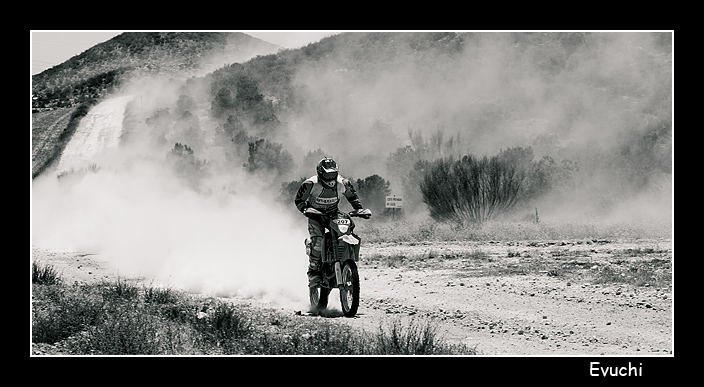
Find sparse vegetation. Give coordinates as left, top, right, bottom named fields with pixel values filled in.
left=591, top=256, right=671, bottom=287
left=359, top=216, right=671, bottom=244
left=373, top=318, right=462, bottom=355
left=32, top=261, right=62, bottom=286
left=360, top=232, right=671, bottom=290
left=31, top=268, right=477, bottom=355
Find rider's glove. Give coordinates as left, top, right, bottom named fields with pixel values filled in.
left=355, top=209, right=372, bottom=219
left=303, top=207, right=323, bottom=216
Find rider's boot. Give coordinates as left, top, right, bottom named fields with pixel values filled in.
left=307, top=255, right=323, bottom=288
left=308, top=261, right=325, bottom=313
left=305, top=237, right=324, bottom=288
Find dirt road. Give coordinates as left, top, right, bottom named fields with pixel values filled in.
left=359, top=241, right=671, bottom=355
left=31, top=237, right=673, bottom=356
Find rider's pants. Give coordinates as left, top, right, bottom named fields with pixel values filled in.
left=306, top=217, right=325, bottom=287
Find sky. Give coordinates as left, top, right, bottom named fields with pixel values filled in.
left=30, top=30, right=343, bottom=75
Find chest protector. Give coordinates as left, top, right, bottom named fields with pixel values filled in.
left=308, top=175, right=346, bottom=211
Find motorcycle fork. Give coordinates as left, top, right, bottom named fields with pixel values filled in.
left=330, top=235, right=344, bottom=289
left=334, top=261, right=343, bottom=288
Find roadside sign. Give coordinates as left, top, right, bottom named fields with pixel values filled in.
left=385, top=196, right=403, bottom=208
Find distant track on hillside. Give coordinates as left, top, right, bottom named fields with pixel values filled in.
left=55, top=96, right=132, bottom=176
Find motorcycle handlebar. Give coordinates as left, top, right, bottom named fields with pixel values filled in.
left=303, top=208, right=371, bottom=219
left=350, top=210, right=372, bottom=219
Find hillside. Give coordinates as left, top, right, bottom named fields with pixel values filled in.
left=31, top=32, right=280, bottom=111
left=32, top=107, right=76, bottom=177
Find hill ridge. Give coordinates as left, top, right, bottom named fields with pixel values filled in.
left=32, top=32, right=280, bottom=111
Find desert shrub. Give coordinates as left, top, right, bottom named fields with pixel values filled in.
left=143, top=284, right=183, bottom=305
left=100, top=277, right=141, bottom=302
left=32, top=261, right=63, bottom=286
left=372, top=318, right=471, bottom=355
left=420, top=153, right=525, bottom=225
left=192, top=300, right=253, bottom=354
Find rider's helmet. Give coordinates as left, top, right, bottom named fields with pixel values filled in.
left=316, top=157, right=339, bottom=187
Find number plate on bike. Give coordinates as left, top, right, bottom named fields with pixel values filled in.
left=333, top=219, right=350, bottom=225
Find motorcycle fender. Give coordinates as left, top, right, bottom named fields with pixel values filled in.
left=338, top=233, right=361, bottom=262
left=338, top=234, right=359, bottom=245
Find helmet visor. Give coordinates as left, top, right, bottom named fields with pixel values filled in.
left=320, top=170, right=338, bottom=181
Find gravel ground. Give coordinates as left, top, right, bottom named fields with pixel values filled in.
left=31, top=237, right=673, bottom=356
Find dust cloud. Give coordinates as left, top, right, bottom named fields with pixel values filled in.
left=279, top=32, right=672, bottom=222
left=31, top=88, right=310, bottom=308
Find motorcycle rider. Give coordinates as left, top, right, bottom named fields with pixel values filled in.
left=294, top=157, right=371, bottom=292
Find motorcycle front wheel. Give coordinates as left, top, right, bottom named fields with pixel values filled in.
left=340, top=261, right=359, bottom=317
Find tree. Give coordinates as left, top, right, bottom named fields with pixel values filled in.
left=244, top=138, right=293, bottom=179
left=211, top=88, right=234, bottom=118
left=522, top=155, right=578, bottom=206
left=355, top=174, right=391, bottom=214
left=234, top=74, right=264, bottom=110
left=278, top=177, right=307, bottom=210
left=296, top=149, right=328, bottom=178
left=167, top=143, right=209, bottom=189
left=176, top=94, right=196, bottom=115
left=400, top=159, right=432, bottom=213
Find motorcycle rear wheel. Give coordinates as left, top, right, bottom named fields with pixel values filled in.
left=309, top=286, right=330, bottom=311
left=340, top=261, right=359, bottom=317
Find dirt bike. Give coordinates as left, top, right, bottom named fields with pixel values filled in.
left=304, top=208, right=371, bottom=317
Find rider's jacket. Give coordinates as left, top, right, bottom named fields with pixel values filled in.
left=295, top=175, right=363, bottom=214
